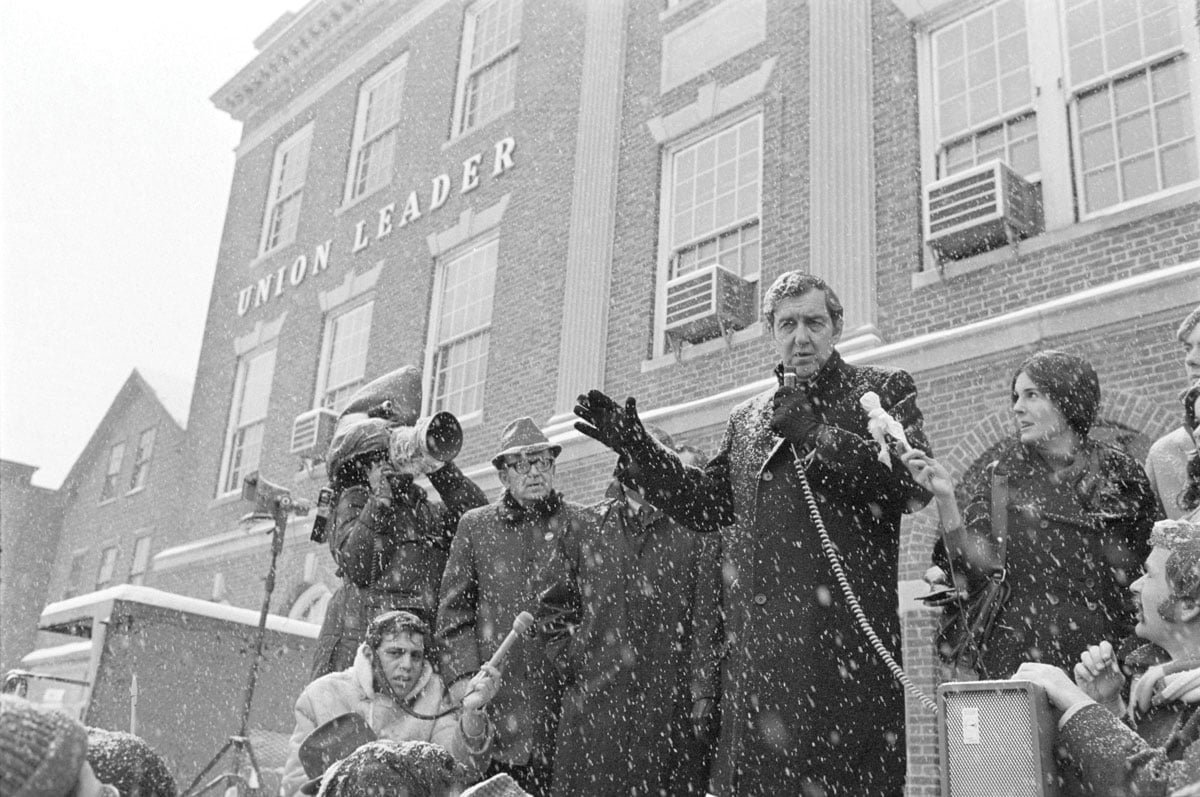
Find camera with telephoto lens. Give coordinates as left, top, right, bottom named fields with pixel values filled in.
left=382, top=410, right=463, bottom=476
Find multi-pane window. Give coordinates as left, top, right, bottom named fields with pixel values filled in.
left=219, top=348, right=276, bottom=496
left=454, top=0, right=522, bottom=136
left=922, top=0, right=1197, bottom=237
left=96, top=546, right=118, bottom=590
left=345, top=56, right=407, bottom=204
left=64, top=552, right=86, bottom=599
left=260, top=123, right=313, bottom=253
left=428, top=240, right=498, bottom=418
left=1066, top=0, right=1196, bottom=212
left=128, top=427, right=156, bottom=493
left=932, top=0, right=1039, bottom=180
left=318, top=300, right=374, bottom=413
left=100, top=443, right=125, bottom=503
left=667, top=114, right=763, bottom=283
left=130, top=536, right=152, bottom=586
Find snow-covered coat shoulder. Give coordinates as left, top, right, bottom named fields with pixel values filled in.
left=280, top=644, right=487, bottom=796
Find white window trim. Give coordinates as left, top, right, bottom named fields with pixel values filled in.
left=96, top=546, right=118, bottom=589
left=651, top=107, right=765, bottom=360
left=258, top=121, right=315, bottom=257
left=129, top=534, right=152, bottom=586
left=216, top=346, right=277, bottom=498
left=449, top=0, right=521, bottom=140
left=915, top=0, right=1200, bottom=264
left=313, top=295, right=375, bottom=412
left=341, top=53, right=409, bottom=210
left=126, top=426, right=157, bottom=496
left=100, top=442, right=126, bottom=505
left=421, top=233, right=501, bottom=427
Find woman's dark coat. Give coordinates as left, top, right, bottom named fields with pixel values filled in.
left=937, top=438, right=1160, bottom=678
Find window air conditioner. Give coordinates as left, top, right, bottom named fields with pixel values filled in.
left=290, top=407, right=339, bottom=459
left=664, top=264, right=757, bottom=351
left=924, top=160, right=1041, bottom=261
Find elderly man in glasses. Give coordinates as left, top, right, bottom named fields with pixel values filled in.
left=437, top=417, right=588, bottom=797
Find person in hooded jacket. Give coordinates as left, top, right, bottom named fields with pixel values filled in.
left=538, top=432, right=722, bottom=796
left=311, top=367, right=487, bottom=678
left=283, top=610, right=500, bottom=796
left=906, top=349, right=1161, bottom=679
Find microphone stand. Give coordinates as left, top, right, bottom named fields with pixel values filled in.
left=182, top=478, right=303, bottom=797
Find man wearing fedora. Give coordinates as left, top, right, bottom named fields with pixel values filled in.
left=438, top=417, right=588, bottom=797
left=282, top=610, right=500, bottom=796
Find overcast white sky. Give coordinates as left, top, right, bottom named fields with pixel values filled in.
left=1, top=2, right=295, bottom=488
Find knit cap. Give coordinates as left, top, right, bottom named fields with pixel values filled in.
left=1011, top=349, right=1101, bottom=437
left=87, top=727, right=178, bottom=797
left=0, top=694, right=88, bottom=797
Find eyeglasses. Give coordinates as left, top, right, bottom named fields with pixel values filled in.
left=504, top=454, right=556, bottom=474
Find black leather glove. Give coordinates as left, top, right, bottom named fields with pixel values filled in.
left=770, top=385, right=820, bottom=445
left=574, top=390, right=650, bottom=455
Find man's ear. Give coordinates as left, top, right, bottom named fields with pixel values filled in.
left=1178, top=599, right=1200, bottom=625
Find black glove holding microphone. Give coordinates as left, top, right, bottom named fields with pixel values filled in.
left=770, top=371, right=822, bottom=446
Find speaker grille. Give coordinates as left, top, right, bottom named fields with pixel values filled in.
left=943, top=689, right=1038, bottom=796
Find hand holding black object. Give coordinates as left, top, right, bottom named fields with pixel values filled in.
left=770, top=385, right=820, bottom=444
left=573, top=390, right=649, bottom=455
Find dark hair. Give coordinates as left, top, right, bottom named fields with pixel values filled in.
left=761, top=271, right=844, bottom=332
left=1010, top=349, right=1101, bottom=438
left=1181, top=450, right=1200, bottom=513
left=365, top=610, right=430, bottom=650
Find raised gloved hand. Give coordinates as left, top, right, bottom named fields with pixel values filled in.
left=574, top=390, right=650, bottom=455
left=770, top=385, right=820, bottom=445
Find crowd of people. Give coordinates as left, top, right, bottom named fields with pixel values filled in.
left=3, top=274, right=1198, bottom=796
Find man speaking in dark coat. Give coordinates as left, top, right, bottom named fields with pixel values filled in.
left=574, top=271, right=933, bottom=796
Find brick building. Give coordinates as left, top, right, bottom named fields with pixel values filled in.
left=17, top=0, right=1200, bottom=792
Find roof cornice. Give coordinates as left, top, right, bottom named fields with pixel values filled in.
left=211, top=0, right=385, bottom=123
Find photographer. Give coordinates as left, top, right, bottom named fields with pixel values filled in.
left=312, top=367, right=486, bottom=678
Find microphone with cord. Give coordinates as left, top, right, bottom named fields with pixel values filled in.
left=462, top=611, right=534, bottom=711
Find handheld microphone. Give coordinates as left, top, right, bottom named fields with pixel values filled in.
left=782, top=366, right=798, bottom=390
left=462, top=612, right=535, bottom=711
left=485, top=611, right=535, bottom=671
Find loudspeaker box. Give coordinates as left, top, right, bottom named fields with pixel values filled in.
left=939, top=679, right=1059, bottom=797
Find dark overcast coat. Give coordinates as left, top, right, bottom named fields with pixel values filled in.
left=628, top=351, right=932, bottom=797
left=437, top=491, right=587, bottom=769
left=540, top=492, right=722, bottom=796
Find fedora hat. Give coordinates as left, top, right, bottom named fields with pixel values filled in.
left=491, top=417, right=561, bottom=468
left=297, top=713, right=378, bottom=795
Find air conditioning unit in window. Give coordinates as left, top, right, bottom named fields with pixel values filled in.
left=924, top=160, right=1041, bottom=262
left=290, top=408, right=338, bottom=460
left=664, top=264, right=757, bottom=352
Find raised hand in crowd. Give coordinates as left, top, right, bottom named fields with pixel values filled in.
left=1073, top=640, right=1126, bottom=715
